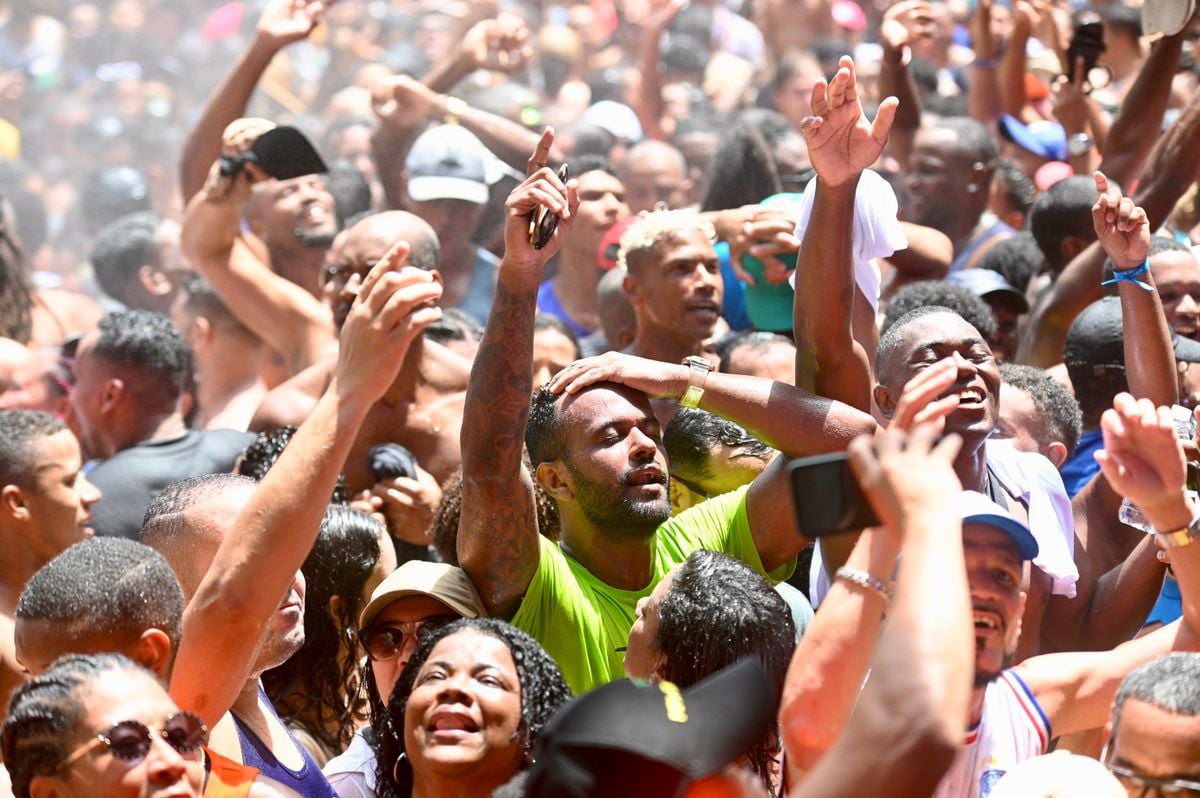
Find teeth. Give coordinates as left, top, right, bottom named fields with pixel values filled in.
left=973, top=615, right=998, bottom=629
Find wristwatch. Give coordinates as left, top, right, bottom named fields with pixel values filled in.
left=680, top=356, right=713, bottom=409
left=1068, top=133, right=1094, bottom=158
left=443, top=96, right=467, bottom=125
left=1156, top=511, right=1200, bottom=549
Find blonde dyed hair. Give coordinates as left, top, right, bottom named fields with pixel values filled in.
left=616, top=210, right=717, bottom=272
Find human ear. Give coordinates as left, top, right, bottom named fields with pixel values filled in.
left=535, top=462, right=573, bottom=501
left=138, top=265, right=172, bottom=297
left=873, top=384, right=897, bottom=419
left=1, top=484, right=29, bottom=521
left=29, top=774, right=65, bottom=798
left=1046, top=441, right=1068, bottom=469
left=134, top=628, right=174, bottom=678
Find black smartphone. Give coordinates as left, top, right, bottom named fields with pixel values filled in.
left=529, top=164, right=569, bottom=250
left=788, top=453, right=880, bottom=538
left=1066, top=21, right=1106, bottom=84
left=219, top=126, right=328, bottom=181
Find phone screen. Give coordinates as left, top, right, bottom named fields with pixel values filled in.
left=788, top=453, right=880, bottom=538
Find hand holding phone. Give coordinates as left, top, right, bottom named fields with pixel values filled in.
left=529, top=164, right=569, bottom=249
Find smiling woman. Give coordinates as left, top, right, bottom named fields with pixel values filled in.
left=374, top=619, right=571, bottom=798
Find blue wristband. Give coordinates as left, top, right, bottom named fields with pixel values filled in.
left=1101, top=260, right=1153, bottom=292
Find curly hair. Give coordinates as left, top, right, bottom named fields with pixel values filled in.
left=374, top=619, right=572, bottom=798
left=236, top=425, right=351, bottom=505
left=0, top=199, right=34, bottom=344
left=653, top=550, right=794, bottom=795
left=1, top=653, right=149, bottom=798
left=263, top=506, right=384, bottom=755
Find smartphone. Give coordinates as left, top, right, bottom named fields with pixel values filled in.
left=529, top=164, right=569, bottom=250
left=1066, top=21, right=1106, bottom=84
left=788, top=453, right=880, bottom=538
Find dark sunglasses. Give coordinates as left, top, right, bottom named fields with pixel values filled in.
left=59, top=711, right=208, bottom=770
left=357, top=616, right=457, bottom=661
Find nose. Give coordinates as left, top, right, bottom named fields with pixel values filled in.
left=950, top=351, right=976, bottom=378
left=629, top=426, right=658, bottom=462
left=79, top=473, right=101, bottom=508
left=1178, top=294, right=1200, bottom=317
left=144, top=732, right=192, bottom=785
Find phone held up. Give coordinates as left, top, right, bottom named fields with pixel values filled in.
left=529, top=164, right=570, bottom=250
left=788, top=452, right=880, bottom=539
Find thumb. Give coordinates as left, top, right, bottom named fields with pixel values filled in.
left=872, top=97, right=900, bottom=145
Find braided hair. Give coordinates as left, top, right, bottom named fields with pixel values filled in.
left=374, top=619, right=572, bottom=798
left=2, top=653, right=145, bottom=797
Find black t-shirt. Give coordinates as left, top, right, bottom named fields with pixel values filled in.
left=87, top=428, right=253, bottom=540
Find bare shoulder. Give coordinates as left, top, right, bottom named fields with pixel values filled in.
left=422, top=339, right=472, bottom=392
left=30, top=288, right=104, bottom=346
left=250, top=356, right=335, bottom=431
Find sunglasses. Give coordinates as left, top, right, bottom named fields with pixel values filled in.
left=58, top=711, right=208, bottom=770
left=357, top=616, right=457, bottom=661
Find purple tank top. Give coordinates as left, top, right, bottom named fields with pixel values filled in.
left=231, top=688, right=338, bottom=798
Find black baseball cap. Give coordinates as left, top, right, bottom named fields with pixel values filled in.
left=522, top=658, right=775, bottom=798
left=1065, top=296, right=1200, bottom=374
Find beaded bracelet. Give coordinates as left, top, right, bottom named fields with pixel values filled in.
left=1101, top=259, right=1153, bottom=292
left=834, top=567, right=893, bottom=604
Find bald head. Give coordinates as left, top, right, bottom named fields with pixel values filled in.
left=140, top=474, right=257, bottom=598
left=342, top=210, right=440, bottom=273
left=620, top=140, right=691, bottom=213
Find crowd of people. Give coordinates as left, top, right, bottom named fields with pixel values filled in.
left=3, top=0, right=1200, bottom=795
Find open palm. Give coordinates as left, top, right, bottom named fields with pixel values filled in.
left=802, top=56, right=899, bottom=188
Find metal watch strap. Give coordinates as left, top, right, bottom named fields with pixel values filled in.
left=1156, top=512, right=1200, bottom=549
left=680, top=356, right=711, bottom=409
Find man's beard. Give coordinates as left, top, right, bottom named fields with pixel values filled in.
left=974, top=650, right=1016, bottom=689
left=569, top=464, right=671, bottom=541
left=294, top=227, right=337, bottom=249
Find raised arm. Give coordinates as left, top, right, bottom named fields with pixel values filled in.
left=180, top=120, right=335, bottom=376
left=457, top=131, right=580, bottom=619
left=878, top=2, right=931, bottom=168
left=179, top=0, right=327, bottom=203
left=966, top=0, right=1004, bottom=124
left=793, top=56, right=897, bottom=408
left=171, top=244, right=443, bottom=727
left=796, top=426, right=972, bottom=797
left=1040, top=175, right=1177, bottom=650
left=633, top=0, right=683, bottom=142
left=422, top=15, right=532, bottom=96
left=1019, top=394, right=1200, bottom=735
left=1019, top=88, right=1200, bottom=367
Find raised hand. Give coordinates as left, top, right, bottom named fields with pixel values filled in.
left=335, top=241, right=443, bottom=407
left=367, top=463, right=443, bottom=545
left=881, top=0, right=935, bottom=53
left=848, top=423, right=963, bottom=542
left=801, top=56, right=899, bottom=188
left=1096, top=393, right=1193, bottom=532
left=371, top=74, right=438, bottom=130
left=256, top=0, right=328, bottom=50
left=503, top=128, right=580, bottom=273
left=1092, top=171, right=1149, bottom=272
left=1051, top=59, right=1089, bottom=134
left=201, top=118, right=275, bottom=205
left=460, top=16, right=533, bottom=73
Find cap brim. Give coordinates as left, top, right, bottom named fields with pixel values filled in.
left=359, top=586, right=480, bottom=628
left=407, top=176, right=488, bottom=204
left=998, top=114, right=1062, bottom=161
left=965, top=513, right=1040, bottom=560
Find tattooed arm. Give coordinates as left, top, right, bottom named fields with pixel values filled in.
left=457, top=130, right=580, bottom=619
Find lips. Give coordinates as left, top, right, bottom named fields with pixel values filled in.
left=297, top=202, right=330, bottom=226
left=428, top=709, right=479, bottom=734
left=627, top=465, right=667, bottom=488
left=973, top=607, right=1004, bottom=636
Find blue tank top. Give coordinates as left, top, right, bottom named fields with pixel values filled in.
left=231, top=688, right=338, bottom=798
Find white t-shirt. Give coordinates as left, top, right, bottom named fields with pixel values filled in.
left=322, top=728, right=376, bottom=798
left=933, top=670, right=1051, bottom=798
left=809, top=443, right=1079, bottom=606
